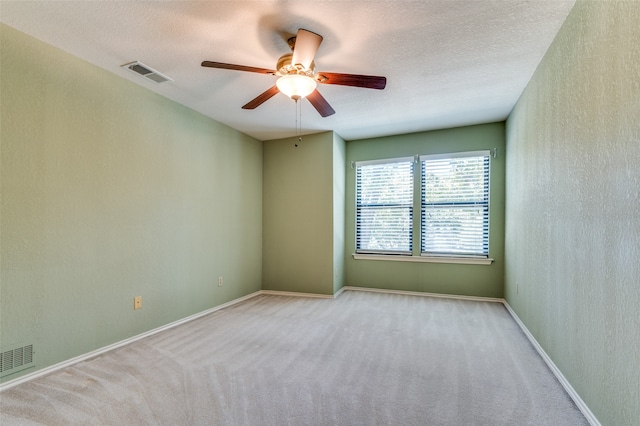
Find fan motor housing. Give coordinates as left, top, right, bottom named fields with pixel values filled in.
left=276, top=53, right=316, bottom=77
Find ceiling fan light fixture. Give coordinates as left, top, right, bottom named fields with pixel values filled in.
left=201, top=28, right=384, bottom=116
left=276, top=74, right=317, bottom=100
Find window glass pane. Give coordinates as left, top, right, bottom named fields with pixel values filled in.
left=358, top=162, right=413, bottom=205
left=357, top=207, right=412, bottom=252
left=423, top=157, right=488, bottom=204
left=421, top=206, right=489, bottom=255
left=356, top=160, right=413, bottom=254
left=421, top=154, right=489, bottom=257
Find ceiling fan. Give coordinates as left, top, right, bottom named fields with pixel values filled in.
left=201, top=28, right=387, bottom=117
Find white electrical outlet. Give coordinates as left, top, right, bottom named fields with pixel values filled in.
left=218, top=276, right=223, bottom=287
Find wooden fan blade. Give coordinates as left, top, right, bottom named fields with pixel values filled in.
left=306, top=90, right=335, bottom=117
left=242, top=85, right=280, bottom=110
left=291, top=29, right=323, bottom=70
left=201, top=61, right=275, bottom=75
left=317, top=72, right=386, bottom=89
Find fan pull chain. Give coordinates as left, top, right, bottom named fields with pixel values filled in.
left=294, top=99, right=303, bottom=147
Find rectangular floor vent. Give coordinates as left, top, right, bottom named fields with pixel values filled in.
left=0, top=344, right=35, bottom=377
left=121, top=61, right=173, bottom=84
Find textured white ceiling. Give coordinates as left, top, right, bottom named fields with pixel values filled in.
left=0, top=1, right=575, bottom=141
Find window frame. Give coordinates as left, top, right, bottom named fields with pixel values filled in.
left=420, top=150, right=491, bottom=259
left=352, top=150, right=493, bottom=265
left=355, top=157, right=414, bottom=256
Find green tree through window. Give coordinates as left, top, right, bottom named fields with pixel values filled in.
left=421, top=152, right=490, bottom=257
left=355, top=151, right=490, bottom=258
left=356, top=159, right=413, bottom=254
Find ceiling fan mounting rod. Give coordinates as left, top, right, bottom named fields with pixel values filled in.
left=287, top=36, right=297, bottom=51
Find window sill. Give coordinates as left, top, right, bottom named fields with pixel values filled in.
left=352, top=253, right=494, bottom=265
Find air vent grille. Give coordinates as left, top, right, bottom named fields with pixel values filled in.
left=0, top=344, right=35, bottom=376
left=121, top=61, right=173, bottom=84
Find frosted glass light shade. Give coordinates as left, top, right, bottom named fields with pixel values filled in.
left=276, top=74, right=317, bottom=100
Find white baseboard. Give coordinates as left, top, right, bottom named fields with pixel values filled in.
left=345, top=286, right=599, bottom=425
left=0, top=290, right=263, bottom=392
left=333, top=286, right=347, bottom=298
left=1, top=288, right=348, bottom=391
left=259, top=290, right=335, bottom=299
left=503, top=301, right=601, bottom=426
left=0, top=286, right=603, bottom=426
left=342, top=285, right=504, bottom=303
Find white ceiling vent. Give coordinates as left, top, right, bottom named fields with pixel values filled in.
left=121, top=61, right=173, bottom=84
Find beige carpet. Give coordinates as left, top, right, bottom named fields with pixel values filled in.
left=0, top=290, right=588, bottom=425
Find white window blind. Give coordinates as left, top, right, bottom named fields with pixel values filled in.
left=356, top=158, right=413, bottom=254
left=421, top=151, right=490, bottom=257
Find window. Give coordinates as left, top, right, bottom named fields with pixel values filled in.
left=421, top=151, right=490, bottom=258
left=354, top=151, right=491, bottom=261
left=356, top=158, right=413, bottom=254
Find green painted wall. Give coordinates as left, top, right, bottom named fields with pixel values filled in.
left=504, top=1, right=640, bottom=424
left=0, top=24, right=263, bottom=382
left=345, top=123, right=505, bottom=298
left=333, top=132, right=346, bottom=294
left=262, top=132, right=339, bottom=295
